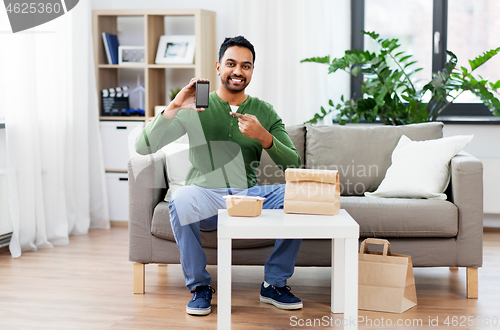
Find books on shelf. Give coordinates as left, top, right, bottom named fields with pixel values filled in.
left=102, top=32, right=120, bottom=64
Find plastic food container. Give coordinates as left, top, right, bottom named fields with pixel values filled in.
left=223, top=195, right=265, bottom=217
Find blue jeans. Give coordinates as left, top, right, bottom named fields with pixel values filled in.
left=169, top=184, right=302, bottom=291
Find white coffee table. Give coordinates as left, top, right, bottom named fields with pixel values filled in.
left=217, top=209, right=359, bottom=330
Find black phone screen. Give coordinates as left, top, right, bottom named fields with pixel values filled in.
left=195, top=81, right=210, bottom=108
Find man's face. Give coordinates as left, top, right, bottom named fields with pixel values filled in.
left=216, top=46, right=254, bottom=93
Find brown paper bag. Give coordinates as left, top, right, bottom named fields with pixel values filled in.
left=284, top=168, right=340, bottom=215
left=358, top=238, right=417, bottom=313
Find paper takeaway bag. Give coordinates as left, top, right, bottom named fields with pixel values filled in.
left=284, top=168, right=340, bottom=215
left=358, top=238, right=417, bottom=313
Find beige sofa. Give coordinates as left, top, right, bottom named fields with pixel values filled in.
left=128, top=122, right=483, bottom=298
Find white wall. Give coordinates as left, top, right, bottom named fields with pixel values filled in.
left=444, top=124, right=500, bottom=227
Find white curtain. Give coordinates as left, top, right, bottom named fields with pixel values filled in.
left=0, top=0, right=109, bottom=258
left=234, top=0, right=351, bottom=126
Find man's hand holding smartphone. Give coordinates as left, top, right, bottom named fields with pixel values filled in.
left=162, top=78, right=209, bottom=119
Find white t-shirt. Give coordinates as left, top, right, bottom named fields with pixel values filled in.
left=230, top=105, right=239, bottom=113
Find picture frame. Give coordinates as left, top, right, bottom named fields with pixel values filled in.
left=155, top=35, right=196, bottom=64
left=118, top=46, right=145, bottom=65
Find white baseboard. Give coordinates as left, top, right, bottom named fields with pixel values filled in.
left=483, top=214, right=500, bottom=228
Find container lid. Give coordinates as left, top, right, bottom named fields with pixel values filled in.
left=223, top=195, right=265, bottom=201
left=285, top=168, right=339, bottom=184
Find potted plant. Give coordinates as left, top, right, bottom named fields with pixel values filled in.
left=301, top=31, right=500, bottom=125
left=169, top=87, right=182, bottom=102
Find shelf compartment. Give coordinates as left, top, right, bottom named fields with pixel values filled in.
left=146, top=15, right=164, bottom=65
left=94, top=15, right=118, bottom=66
left=146, top=68, right=166, bottom=118
left=97, top=68, right=118, bottom=94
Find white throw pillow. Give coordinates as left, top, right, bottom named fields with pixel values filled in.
left=160, top=134, right=191, bottom=201
left=365, top=134, right=473, bottom=200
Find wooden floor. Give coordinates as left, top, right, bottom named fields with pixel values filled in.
left=1, top=228, right=499, bottom=330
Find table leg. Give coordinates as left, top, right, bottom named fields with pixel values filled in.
left=344, top=238, right=358, bottom=330
left=217, top=238, right=232, bottom=330
left=331, top=238, right=345, bottom=313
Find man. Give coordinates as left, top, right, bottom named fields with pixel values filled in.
left=135, top=36, right=302, bottom=316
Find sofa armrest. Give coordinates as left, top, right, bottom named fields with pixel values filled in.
left=128, top=151, right=168, bottom=263
left=449, top=151, right=483, bottom=267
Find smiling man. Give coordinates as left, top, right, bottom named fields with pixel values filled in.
left=135, top=36, right=303, bottom=316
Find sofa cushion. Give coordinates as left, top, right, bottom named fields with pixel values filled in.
left=160, top=134, right=191, bottom=202
left=151, top=201, right=276, bottom=249
left=365, top=134, right=473, bottom=200
left=341, top=196, right=458, bottom=237
left=305, top=122, right=444, bottom=195
left=257, top=124, right=306, bottom=185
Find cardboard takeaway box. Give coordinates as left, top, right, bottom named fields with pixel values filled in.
left=223, top=195, right=265, bottom=217
left=284, top=168, right=340, bottom=215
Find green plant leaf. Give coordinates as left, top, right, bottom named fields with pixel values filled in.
left=351, top=66, right=361, bottom=77
left=362, top=30, right=379, bottom=40
left=404, top=61, right=418, bottom=68
left=300, top=55, right=330, bottom=64
left=399, top=55, right=412, bottom=63
left=329, top=58, right=350, bottom=73
left=468, top=47, right=500, bottom=72
left=489, top=79, right=500, bottom=90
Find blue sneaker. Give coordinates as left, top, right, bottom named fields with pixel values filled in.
left=186, top=286, right=215, bottom=316
left=260, top=283, right=303, bottom=310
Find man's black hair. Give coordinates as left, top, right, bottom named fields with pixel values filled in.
left=218, top=35, right=256, bottom=64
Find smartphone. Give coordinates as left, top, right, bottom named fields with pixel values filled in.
left=195, top=81, right=210, bottom=108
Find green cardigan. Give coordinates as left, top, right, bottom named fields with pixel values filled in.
left=135, top=92, right=300, bottom=189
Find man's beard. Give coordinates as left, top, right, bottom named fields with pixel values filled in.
left=221, top=75, right=248, bottom=93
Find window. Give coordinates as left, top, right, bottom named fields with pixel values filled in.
left=447, top=0, right=500, bottom=104
left=352, top=0, right=500, bottom=120
left=365, top=0, right=433, bottom=88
